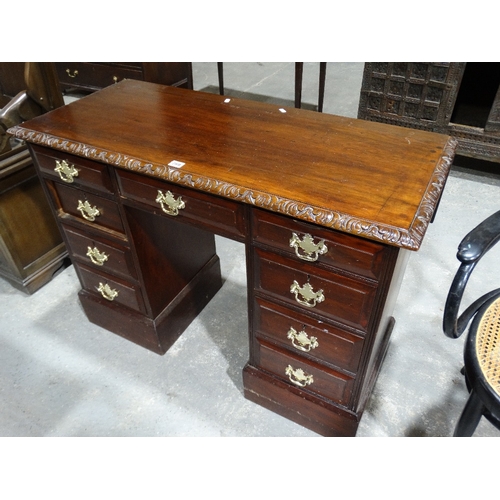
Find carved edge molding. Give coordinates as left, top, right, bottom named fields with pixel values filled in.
left=8, top=126, right=457, bottom=251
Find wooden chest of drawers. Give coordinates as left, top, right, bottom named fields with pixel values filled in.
left=244, top=208, right=404, bottom=435
left=31, top=144, right=223, bottom=354
left=8, top=81, right=456, bottom=436
left=55, top=62, right=191, bottom=94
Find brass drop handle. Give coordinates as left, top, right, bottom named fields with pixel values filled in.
left=285, top=365, right=314, bottom=388
left=86, top=246, right=109, bottom=266
left=290, top=280, right=325, bottom=308
left=289, top=233, right=328, bottom=262
left=156, top=190, right=185, bottom=216
left=287, top=327, right=319, bottom=352
left=66, top=69, right=79, bottom=78
left=77, top=200, right=101, bottom=221
left=113, top=76, right=119, bottom=83
left=54, top=159, right=79, bottom=183
left=97, top=282, right=118, bottom=301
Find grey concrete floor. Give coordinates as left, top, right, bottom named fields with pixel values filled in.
left=1, top=63, right=500, bottom=439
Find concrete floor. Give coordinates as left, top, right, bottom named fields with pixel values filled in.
left=1, top=63, right=500, bottom=439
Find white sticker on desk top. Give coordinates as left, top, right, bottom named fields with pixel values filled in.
left=168, top=160, right=185, bottom=168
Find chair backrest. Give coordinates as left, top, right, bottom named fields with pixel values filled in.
left=1, top=63, right=64, bottom=154
left=24, top=62, right=65, bottom=112
left=443, top=209, right=500, bottom=339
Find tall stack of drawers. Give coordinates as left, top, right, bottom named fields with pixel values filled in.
left=244, top=208, right=403, bottom=436
left=31, top=144, right=147, bottom=316
left=30, top=144, right=222, bottom=355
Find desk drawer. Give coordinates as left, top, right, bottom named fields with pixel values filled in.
left=256, top=340, right=354, bottom=406
left=52, top=182, right=124, bottom=233
left=76, top=263, right=144, bottom=313
left=62, top=224, right=136, bottom=280
left=252, top=208, right=386, bottom=280
left=254, top=248, right=377, bottom=332
left=32, top=145, right=114, bottom=194
left=254, top=297, right=364, bottom=374
left=116, top=170, right=246, bottom=240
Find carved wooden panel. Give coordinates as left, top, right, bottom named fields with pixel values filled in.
left=358, top=63, right=462, bottom=130
left=358, top=62, right=500, bottom=163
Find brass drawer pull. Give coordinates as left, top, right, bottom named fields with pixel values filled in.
left=97, top=282, right=118, bottom=301
left=156, top=190, right=185, bottom=216
left=287, top=327, right=319, bottom=352
left=86, top=246, right=109, bottom=266
left=290, top=280, right=325, bottom=308
left=66, top=69, right=78, bottom=78
left=285, top=365, right=314, bottom=387
left=290, top=233, right=328, bottom=262
left=54, top=159, right=79, bottom=183
left=77, top=200, right=101, bottom=221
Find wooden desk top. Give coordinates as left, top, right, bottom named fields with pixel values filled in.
left=8, top=79, right=457, bottom=250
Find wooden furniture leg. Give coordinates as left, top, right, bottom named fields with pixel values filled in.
left=217, top=62, right=224, bottom=95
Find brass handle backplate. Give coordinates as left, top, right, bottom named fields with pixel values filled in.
left=289, top=233, right=328, bottom=262
left=97, top=282, right=118, bottom=301
left=285, top=365, right=314, bottom=387
left=77, top=200, right=101, bottom=221
left=290, top=280, right=325, bottom=308
left=86, top=246, right=109, bottom=266
left=156, top=190, right=185, bottom=216
left=287, top=327, right=319, bottom=352
left=54, top=159, right=79, bottom=183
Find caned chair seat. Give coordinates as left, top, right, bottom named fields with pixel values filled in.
left=476, top=295, right=500, bottom=398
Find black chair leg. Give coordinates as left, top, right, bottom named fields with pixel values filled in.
left=454, top=389, right=484, bottom=436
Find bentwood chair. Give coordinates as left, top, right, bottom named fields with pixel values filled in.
left=443, top=209, right=500, bottom=436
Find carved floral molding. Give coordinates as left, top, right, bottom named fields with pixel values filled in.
left=8, top=126, right=457, bottom=251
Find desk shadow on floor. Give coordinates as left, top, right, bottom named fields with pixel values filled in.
left=197, top=85, right=320, bottom=112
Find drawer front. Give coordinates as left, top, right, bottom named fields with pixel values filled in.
left=252, top=208, right=386, bottom=280
left=254, top=297, right=364, bottom=374
left=62, top=224, right=136, bottom=280
left=116, top=170, right=247, bottom=240
left=76, top=263, right=144, bottom=313
left=32, top=145, right=114, bottom=194
left=56, top=62, right=143, bottom=90
left=52, top=182, right=124, bottom=233
left=256, top=340, right=354, bottom=406
left=254, top=248, right=377, bottom=332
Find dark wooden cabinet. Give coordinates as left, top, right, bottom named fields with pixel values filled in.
left=0, top=63, right=68, bottom=293
left=358, top=62, right=500, bottom=163
left=9, top=81, right=455, bottom=435
left=0, top=147, right=68, bottom=293
left=55, top=62, right=191, bottom=93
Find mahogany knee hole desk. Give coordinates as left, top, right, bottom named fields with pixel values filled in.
left=8, top=80, right=457, bottom=436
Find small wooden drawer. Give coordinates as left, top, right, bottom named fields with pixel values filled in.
left=256, top=339, right=354, bottom=406
left=61, top=224, right=136, bottom=280
left=56, top=62, right=143, bottom=91
left=116, top=169, right=247, bottom=240
left=252, top=208, right=387, bottom=280
left=31, top=145, right=114, bottom=194
left=76, top=263, right=144, bottom=313
left=51, top=182, right=124, bottom=233
left=254, top=297, right=364, bottom=374
left=254, top=248, right=377, bottom=332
